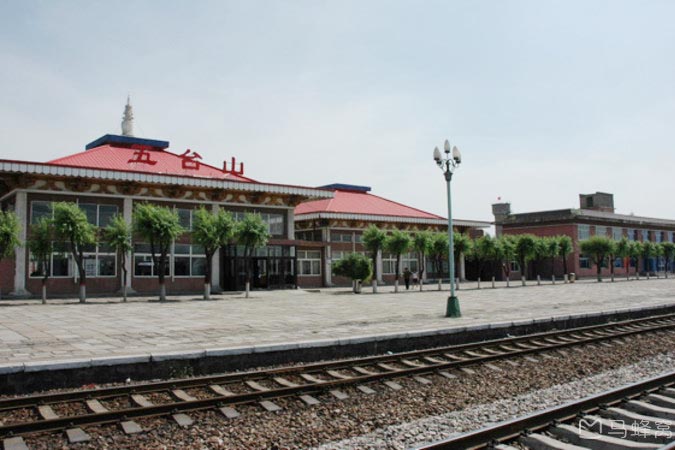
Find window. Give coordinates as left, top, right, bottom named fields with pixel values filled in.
left=173, top=244, right=206, bottom=277
left=382, top=253, right=397, bottom=275
left=579, top=257, right=591, bottom=269
left=657, top=231, right=665, bottom=243
left=176, top=208, right=192, bottom=230
left=354, top=234, right=362, bottom=243
left=330, top=232, right=352, bottom=243
left=133, top=243, right=170, bottom=277
left=606, top=227, right=612, bottom=238
left=614, top=257, right=623, bottom=268
left=331, top=250, right=344, bottom=261
left=297, top=250, right=321, bottom=275
left=232, top=211, right=284, bottom=236
left=578, top=224, right=590, bottom=241
left=612, top=227, right=623, bottom=241
left=80, top=203, right=119, bottom=227
left=401, top=252, right=418, bottom=273
left=509, top=261, right=520, bottom=272
left=30, top=201, right=52, bottom=224
left=29, top=242, right=115, bottom=278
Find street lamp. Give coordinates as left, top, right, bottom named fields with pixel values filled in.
left=434, top=139, right=462, bottom=317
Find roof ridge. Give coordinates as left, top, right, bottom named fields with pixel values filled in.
left=361, top=191, right=445, bottom=219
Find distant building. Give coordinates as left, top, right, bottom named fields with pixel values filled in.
left=493, top=192, right=675, bottom=279
left=295, top=183, right=490, bottom=287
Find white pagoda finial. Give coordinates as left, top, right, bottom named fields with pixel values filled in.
left=121, top=95, right=134, bottom=136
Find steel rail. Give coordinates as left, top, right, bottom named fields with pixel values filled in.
left=414, top=370, right=675, bottom=450
left=1, top=316, right=674, bottom=438
left=1, top=312, right=673, bottom=411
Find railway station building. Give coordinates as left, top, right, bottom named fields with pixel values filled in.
left=492, top=192, right=675, bottom=279
left=295, top=183, right=490, bottom=288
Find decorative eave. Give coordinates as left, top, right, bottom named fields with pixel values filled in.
left=0, top=160, right=334, bottom=200
left=295, top=212, right=491, bottom=228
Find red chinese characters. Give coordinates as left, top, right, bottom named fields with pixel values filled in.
left=127, top=149, right=157, bottom=165
left=180, top=149, right=202, bottom=170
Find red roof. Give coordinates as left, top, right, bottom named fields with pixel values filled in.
left=295, top=188, right=444, bottom=220
left=48, top=145, right=254, bottom=182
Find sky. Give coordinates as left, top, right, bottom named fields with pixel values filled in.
left=1, top=1, right=674, bottom=224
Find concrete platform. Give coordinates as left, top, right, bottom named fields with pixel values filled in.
left=0, top=278, right=673, bottom=390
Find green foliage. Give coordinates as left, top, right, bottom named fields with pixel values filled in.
left=514, top=234, right=537, bottom=277
left=133, top=203, right=184, bottom=288
left=192, top=207, right=235, bottom=289
left=641, top=241, right=657, bottom=258
left=104, top=215, right=132, bottom=257
left=471, top=235, right=497, bottom=280
left=332, top=252, right=372, bottom=281
left=384, top=230, right=412, bottom=280
left=557, top=235, right=573, bottom=258
left=495, top=235, right=517, bottom=278
left=580, top=236, right=613, bottom=281
left=362, top=225, right=386, bottom=279
left=234, top=213, right=271, bottom=291
left=28, top=217, right=53, bottom=280
left=52, top=202, right=97, bottom=297
left=0, top=210, right=21, bottom=259
left=430, top=232, right=448, bottom=278
left=453, top=232, right=472, bottom=256
left=234, top=213, right=270, bottom=254
left=544, top=237, right=560, bottom=260
left=615, top=237, right=630, bottom=258
left=412, top=231, right=432, bottom=276
left=661, top=242, right=675, bottom=273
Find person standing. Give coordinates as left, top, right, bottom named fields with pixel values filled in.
left=403, top=267, right=412, bottom=290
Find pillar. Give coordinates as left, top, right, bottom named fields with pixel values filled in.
left=325, top=245, right=332, bottom=286
left=460, top=252, right=466, bottom=281
left=12, top=191, right=28, bottom=296
left=122, top=197, right=135, bottom=292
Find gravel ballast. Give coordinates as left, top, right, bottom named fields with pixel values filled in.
left=15, top=331, right=675, bottom=449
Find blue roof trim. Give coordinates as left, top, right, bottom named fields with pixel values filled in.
left=85, top=134, right=170, bottom=150
left=320, top=183, right=371, bottom=192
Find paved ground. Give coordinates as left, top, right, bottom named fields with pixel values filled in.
left=0, top=277, right=674, bottom=366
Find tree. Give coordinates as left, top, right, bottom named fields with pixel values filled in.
left=470, top=235, right=496, bottom=284
left=641, top=241, right=657, bottom=277
left=384, top=230, right=412, bottom=293
left=362, top=225, right=386, bottom=293
left=412, top=231, right=432, bottom=291
left=104, top=215, right=133, bottom=302
left=28, top=218, right=53, bottom=304
left=544, top=237, right=560, bottom=280
left=514, top=234, right=537, bottom=284
left=661, top=242, right=675, bottom=278
left=615, top=237, right=631, bottom=279
left=532, top=237, right=548, bottom=278
left=495, top=235, right=516, bottom=285
left=133, top=203, right=184, bottom=302
left=557, top=235, right=573, bottom=278
left=0, top=210, right=21, bottom=300
left=579, top=236, right=613, bottom=282
left=430, top=232, right=448, bottom=290
left=52, top=202, right=97, bottom=303
left=607, top=239, right=618, bottom=282
left=332, top=253, right=372, bottom=293
left=191, top=207, right=235, bottom=300
left=234, top=213, right=270, bottom=298
left=628, top=241, right=643, bottom=278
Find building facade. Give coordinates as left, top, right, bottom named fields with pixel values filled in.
left=0, top=126, right=333, bottom=297
left=493, top=192, right=675, bottom=279
left=295, top=184, right=490, bottom=287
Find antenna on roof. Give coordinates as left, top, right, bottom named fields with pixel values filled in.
left=121, top=95, right=134, bottom=137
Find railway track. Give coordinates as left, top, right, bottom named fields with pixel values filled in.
left=415, top=369, right=675, bottom=450
left=1, top=312, right=675, bottom=447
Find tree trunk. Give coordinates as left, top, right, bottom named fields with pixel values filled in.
left=204, top=283, right=211, bottom=300
left=596, top=257, right=602, bottom=282
left=159, top=281, right=166, bottom=302
left=372, top=255, right=378, bottom=293
left=122, top=264, right=128, bottom=302
left=372, top=279, right=378, bottom=294
left=610, top=255, right=615, bottom=282
left=41, top=278, right=47, bottom=304
left=79, top=283, right=86, bottom=302
left=245, top=249, right=251, bottom=298
left=204, top=253, right=212, bottom=300
left=245, top=281, right=250, bottom=298
left=563, top=254, right=568, bottom=277
left=394, top=254, right=401, bottom=293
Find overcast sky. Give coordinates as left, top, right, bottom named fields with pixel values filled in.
left=1, top=1, right=674, bottom=224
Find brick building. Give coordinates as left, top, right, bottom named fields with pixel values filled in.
left=295, top=184, right=490, bottom=287
left=493, top=192, right=675, bottom=279
left=0, top=104, right=335, bottom=297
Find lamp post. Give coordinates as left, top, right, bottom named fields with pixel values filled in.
left=434, top=139, right=462, bottom=318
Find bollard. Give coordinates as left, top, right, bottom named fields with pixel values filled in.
left=522, top=276, right=526, bottom=286
left=491, top=276, right=495, bottom=289
left=536, top=275, right=541, bottom=286
left=552, top=275, right=555, bottom=285
left=438, top=279, right=442, bottom=291
left=564, top=274, right=568, bottom=283
left=506, top=278, right=510, bottom=288
left=477, top=278, right=481, bottom=290
left=456, top=278, right=460, bottom=290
